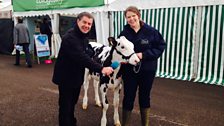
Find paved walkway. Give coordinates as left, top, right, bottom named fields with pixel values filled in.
left=0, top=54, right=223, bottom=126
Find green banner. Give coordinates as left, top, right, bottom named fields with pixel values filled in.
left=13, top=0, right=104, bottom=12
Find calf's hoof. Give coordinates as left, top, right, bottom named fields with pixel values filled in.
left=96, top=102, right=102, bottom=107
left=114, top=123, right=121, bottom=126
left=82, top=105, right=88, bottom=110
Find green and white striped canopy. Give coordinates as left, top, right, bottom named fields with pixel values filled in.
left=112, top=5, right=224, bottom=86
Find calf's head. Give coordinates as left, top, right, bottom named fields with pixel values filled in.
left=108, top=36, right=140, bottom=66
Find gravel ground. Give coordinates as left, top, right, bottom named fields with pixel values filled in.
left=0, top=54, right=223, bottom=126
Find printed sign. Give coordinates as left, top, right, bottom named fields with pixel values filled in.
left=13, top=0, right=104, bottom=12
left=34, top=34, right=50, bottom=57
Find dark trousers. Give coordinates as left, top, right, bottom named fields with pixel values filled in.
left=122, top=69, right=156, bottom=111
left=58, top=85, right=81, bottom=126
left=15, top=43, right=32, bottom=66
left=48, top=34, right=52, bottom=48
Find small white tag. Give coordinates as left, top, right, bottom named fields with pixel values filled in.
left=15, top=45, right=23, bottom=51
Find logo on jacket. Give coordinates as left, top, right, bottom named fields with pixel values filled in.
left=140, top=39, right=149, bottom=45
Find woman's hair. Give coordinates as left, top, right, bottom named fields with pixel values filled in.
left=124, top=6, right=141, bottom=18
left=77, top=12, right=94, bottom=20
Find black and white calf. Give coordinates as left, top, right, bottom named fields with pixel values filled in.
left=82, top=36, right=140, bottom=126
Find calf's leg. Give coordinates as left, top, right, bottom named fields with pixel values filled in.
left=82, top=70, right=90, bottom=109
left=100, top=85, right=109, bottom=126
left=113, top=84, right=122, bottom=126
left=93, top=80, right=101, bottom=107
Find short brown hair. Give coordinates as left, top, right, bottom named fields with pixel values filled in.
left=17, top=17, right=23, bottom=23
left=77, top=12, right=94, bottom=20
left=124, top=6, right=141, bottom=18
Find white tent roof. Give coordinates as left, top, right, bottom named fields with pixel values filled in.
left=0, top=1, right=12, bottom=18
left=0, top=1, right=11, bottom=11
left=13, top=10, right=53, bottom=17
left=108, top=0, right=224, bottom=11
left=0, top=4, right=12, bottom=11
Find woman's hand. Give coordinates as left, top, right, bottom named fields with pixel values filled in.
left=136, top=52, right=143, bottom=60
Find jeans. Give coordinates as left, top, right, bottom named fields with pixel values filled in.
left=15, top=43, right=32, bottom=66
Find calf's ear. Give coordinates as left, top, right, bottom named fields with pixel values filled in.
left=108, top=37, right=117, bottom=46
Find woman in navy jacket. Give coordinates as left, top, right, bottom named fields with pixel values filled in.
left=119, top=6, right=166, bottom=126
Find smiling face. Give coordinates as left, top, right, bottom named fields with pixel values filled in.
left=125, top=11, right=140, bottom=28
left=77, top=16, right=93, bottom=34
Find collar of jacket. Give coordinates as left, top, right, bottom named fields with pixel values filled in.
left=73, top=24, right=89, bottom=39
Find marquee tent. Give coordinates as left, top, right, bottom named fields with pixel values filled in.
left=12, top=0, right=224, bottom=86
left=108, top=0, right=224, bottom=86
left=12, top=0, right=116, bottom=58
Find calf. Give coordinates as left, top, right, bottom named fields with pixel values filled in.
left=82, top=36, right=140, bottom=126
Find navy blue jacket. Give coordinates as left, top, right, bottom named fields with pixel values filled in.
left=119, top=22, right=166, bottom=71
left=52, top=24, right=103, bottom=88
